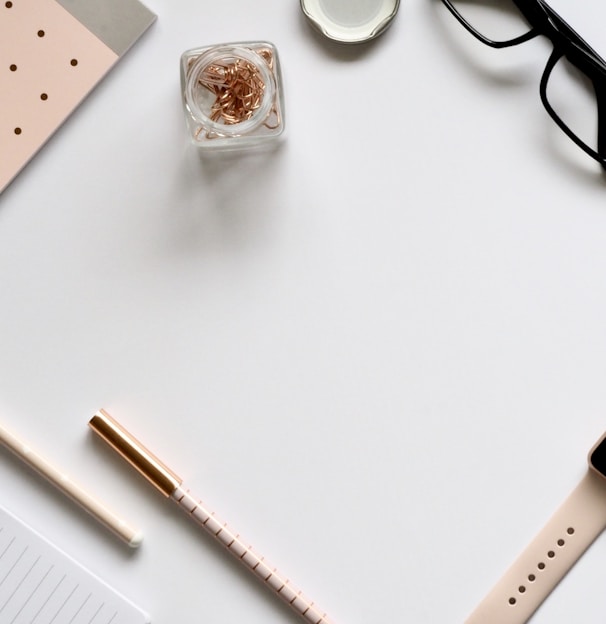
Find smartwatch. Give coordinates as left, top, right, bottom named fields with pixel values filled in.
left=465, top=432, right=606, bottom=624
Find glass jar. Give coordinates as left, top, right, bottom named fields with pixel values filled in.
left=180, top=41, right=285, bottom=150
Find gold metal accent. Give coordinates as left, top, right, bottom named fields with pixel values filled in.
left=199, top=55, right=268, bottom=126
left=89, top=409, right=182, bottom=497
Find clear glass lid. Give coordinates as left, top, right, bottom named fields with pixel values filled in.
left=300, top=0, right=400, bottom=44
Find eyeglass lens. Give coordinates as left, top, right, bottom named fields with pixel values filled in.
left=445, top=0, right=532, bottom=44
left=543, top=53, right=600, bottom=157
left=444, top=0, right=603, bottom=164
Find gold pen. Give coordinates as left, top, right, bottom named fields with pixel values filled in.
left=89, top=408, right=335, bottom=623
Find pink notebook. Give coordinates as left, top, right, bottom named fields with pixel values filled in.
left=0, top=0, right=156, bottom=193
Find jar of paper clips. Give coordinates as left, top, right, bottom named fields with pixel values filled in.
left=180, top=41, right=285, bottom=150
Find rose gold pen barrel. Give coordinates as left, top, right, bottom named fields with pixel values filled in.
left=89, top=409, right=335, bottom=624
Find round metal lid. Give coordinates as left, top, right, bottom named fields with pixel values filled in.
left=300, top=0, right=400, bottom=44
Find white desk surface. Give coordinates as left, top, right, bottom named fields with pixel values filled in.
left=1, top=1, right=606, bottom=622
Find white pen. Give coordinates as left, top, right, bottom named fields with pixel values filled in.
left=0, top=421, right=143, bottom=548
left=89, top=408, right=336, bottom=624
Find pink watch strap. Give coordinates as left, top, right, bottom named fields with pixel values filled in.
left=465, top=470, right=606, bottom=624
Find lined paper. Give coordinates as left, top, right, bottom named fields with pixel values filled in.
left=0, top=505, right=149, bottom=624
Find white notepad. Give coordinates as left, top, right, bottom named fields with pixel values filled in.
left=0, top=505, right=149, bottom=624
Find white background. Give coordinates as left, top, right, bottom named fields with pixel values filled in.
left=1, top=1, right=606, bottom=623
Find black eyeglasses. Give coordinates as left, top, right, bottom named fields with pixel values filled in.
left=440, top=0, right=606, bottom=169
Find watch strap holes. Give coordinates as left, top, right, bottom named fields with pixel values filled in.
left=507, top=528, right=576, bottom=607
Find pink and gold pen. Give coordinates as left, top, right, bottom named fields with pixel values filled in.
left=89, top=409, right=335, bottom=624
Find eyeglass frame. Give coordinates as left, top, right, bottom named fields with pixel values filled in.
left=440, top=0, right=606, bottom=169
